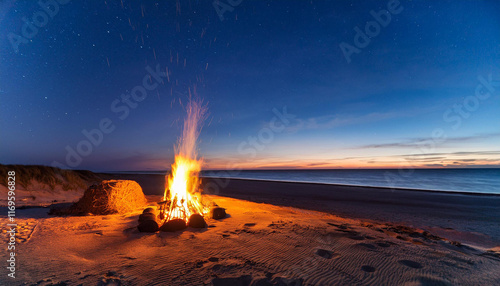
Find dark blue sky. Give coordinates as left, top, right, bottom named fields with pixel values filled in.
left=1, top=0, right=499, bottom=171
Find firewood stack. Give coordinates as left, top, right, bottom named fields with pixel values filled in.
left=137, top=202, right=227, bottom=233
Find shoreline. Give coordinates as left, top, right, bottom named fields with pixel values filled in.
left=201, top=176, right=500, bottom=197
left=100, top=172, right=500, bottom=197
left=100, top=168, right=500, bottom=195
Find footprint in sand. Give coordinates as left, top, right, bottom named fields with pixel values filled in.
left=210, top=275, right=252, bottom=285
left=97, top=271, right=124, bottom=286
left=376, top=242, right=392, bottom=248
left=357, top=243, right=377, bottom=250
left=208, top=257, right=219, bottom=262
left=327, top=222, right=346, bottom=228
left=315, top=249, right=336, bottom=259
left=399, top=260, right=423, bottom=269
left=79, top=274, right=92, bottom=280
left=361, top=265, right=376, bottom=272
left=348, top=235, right=365, bottom=241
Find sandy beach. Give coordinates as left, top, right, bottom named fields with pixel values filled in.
left=3, top=0, right=499, bottom=284
left=1, top=172, right=499, bottom=285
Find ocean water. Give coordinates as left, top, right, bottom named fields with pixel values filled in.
left=200, top=169, right=500, bottom=194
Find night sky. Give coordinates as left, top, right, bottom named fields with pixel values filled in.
left=1, top=0, right=499, bottom=171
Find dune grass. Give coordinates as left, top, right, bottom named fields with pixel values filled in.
left=0, top=164, right=102, bottom=191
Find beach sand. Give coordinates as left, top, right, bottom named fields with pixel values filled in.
left=1, top=174, right=499, bottom=285
left=200, top=177, right=500, bottom=249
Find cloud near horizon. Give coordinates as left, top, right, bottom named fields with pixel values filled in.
left=285, top=107, right=436, bottom=132
left=348, top=133, right=500, bottom=150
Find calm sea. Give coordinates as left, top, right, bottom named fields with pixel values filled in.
left=200, top=168, right=500, bottom=194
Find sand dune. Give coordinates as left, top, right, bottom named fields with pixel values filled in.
left=0, top=165, right=104, bottom=207
left=1, top=194, right=499, bottom=285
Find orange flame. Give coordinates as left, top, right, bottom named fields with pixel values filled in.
left=163, top=99, right=209, bottom=222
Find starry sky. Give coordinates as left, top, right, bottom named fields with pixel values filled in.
left=1, top=0, right=499, bottom=171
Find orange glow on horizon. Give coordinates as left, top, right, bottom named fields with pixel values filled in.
left=201, top=157, right=500, bottom=170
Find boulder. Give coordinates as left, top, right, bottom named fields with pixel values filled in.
left=143, top=207, right=157, bottom=215
left=138, top=213, right=156, bottom=222
left=138, top=220, right=159, bottom=233
left=188, top=214, right=207, bottom=228
left=160, top=219, right=187, bottom=232
left=211, top=207, right=226, bottom=219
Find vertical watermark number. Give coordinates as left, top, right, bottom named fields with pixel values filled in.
left=6, top=171, right=16, bottom=279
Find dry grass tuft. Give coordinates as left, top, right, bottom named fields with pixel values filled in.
left=71, top=180, right=147, bottom=215
left=0, top=164, right=102, bottom=191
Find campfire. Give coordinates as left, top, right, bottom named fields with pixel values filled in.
left=138, top=99, right=225, bottom=233
left=159, top=154, right=209, bottom=223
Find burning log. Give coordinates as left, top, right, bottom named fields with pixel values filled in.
left=157, top=197, right=208, bottom=231
left=138, top=203, right=225, bottom=232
